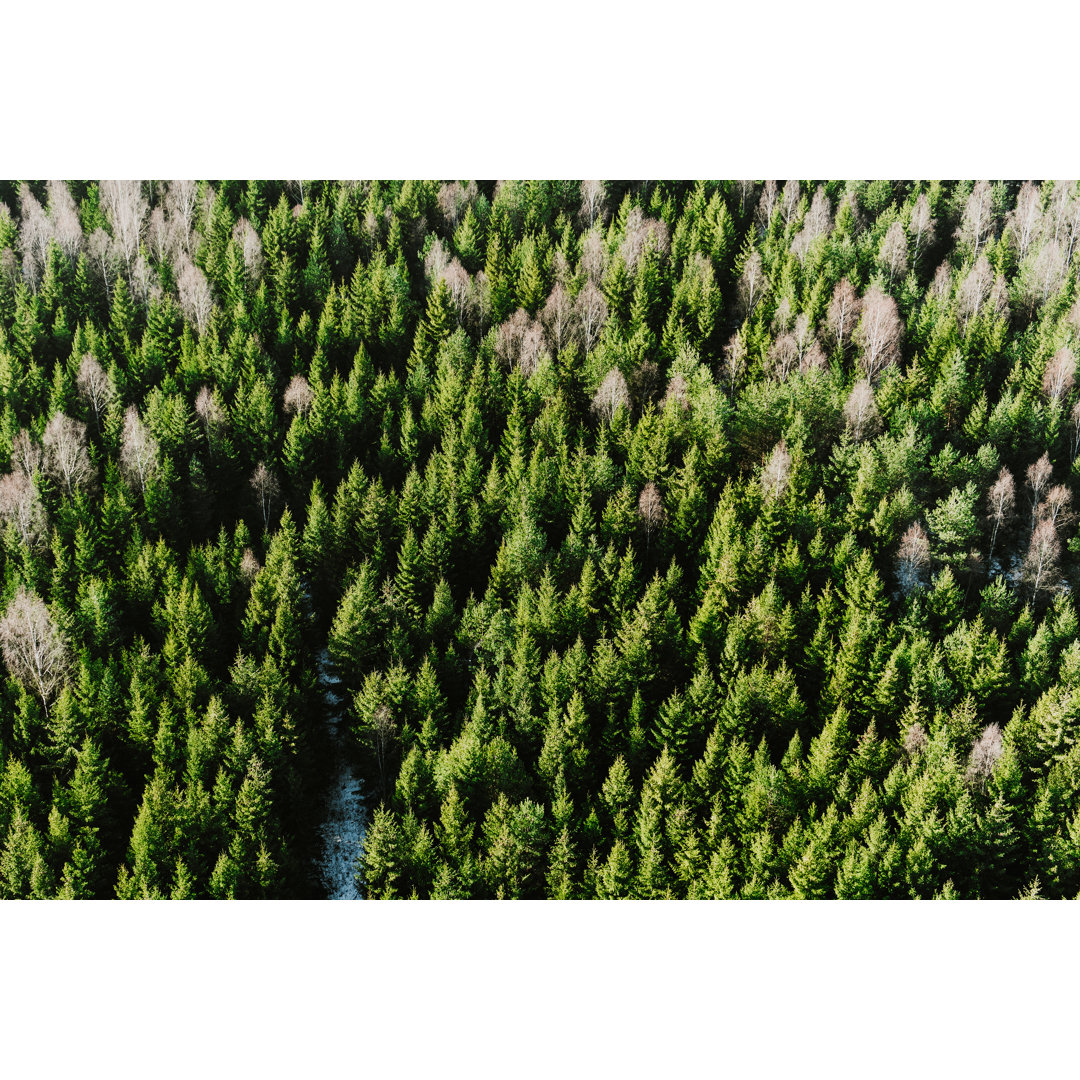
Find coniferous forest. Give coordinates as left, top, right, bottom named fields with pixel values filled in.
left=4, top=179, right=1080, bottom=899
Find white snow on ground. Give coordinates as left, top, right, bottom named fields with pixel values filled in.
left=316, top=648, right=366, bottom=899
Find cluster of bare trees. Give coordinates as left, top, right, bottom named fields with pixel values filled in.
left=768, top=304, right=826, bottom=380
left=895, top=451, right=1074, bottom=600
left=494, top=278, right=609, bottom=375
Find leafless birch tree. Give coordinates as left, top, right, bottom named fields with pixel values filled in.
left=896, top=522, right=931, bottom=595
left=542, top=282, right=577, bottom=356
left=580, top=181, right=607, bottom=228
left=10, top=430, right=42, bottom=480
left=844, top=379, right=880, bottom=441
left=42, top=413, right=93, bottom=496
left=0, top=472, right=47, bottom=551
left=100, top=180, right=148, bottom=279
left=908, top=193, right=935, bottom=267
left=986, top=467, right=1015, bottom=568
left=120, top=406, right=159, bottom=495
left=575, top=281, right=608, bottom=356
left=956, top=180, right=995, bottom=257
left=251, top=462, right=281, bottom=533
left=1023, top=517, right=1061, bottom=597
left=283, top=375, right=314, bottom=417
left=638, top=482, right=664, bottom=549
left=738, top=251, right=767, bottom=317
left=75, top=353, right=115, bottom=428
left=46, top=180, right=83, bottom=261
left=592, top=369, right=629, bottom=424
left=1026, top=454, right=1053, bottom=535
left=176, top=255, right=214, bottom=334
left=1043, top=347, right=1076, bottom=403
left=966, top=723, right=1003, bottom=788
left=761, top=440, right=792, bottom=501
left=854, top=286, right=902, bottom=381
left=1008, top=182, right=1044, bottom=261
left=826, top=278, right=861, bottom=351
left=0, top=587, right=69, bottom=718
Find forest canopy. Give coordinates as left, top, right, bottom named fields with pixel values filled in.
left=1, top=178, right=1079, bottom=899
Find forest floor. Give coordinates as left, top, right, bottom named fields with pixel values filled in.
left=315, top=648, right=366, bottom=899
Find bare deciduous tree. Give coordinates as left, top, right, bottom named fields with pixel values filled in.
left=1043, top=484, right=1073, bottom=532
left=42, top=413, right=93, bottom=496
left=100, top=180, right=148, bottom=279
left=768, top=333, right=799, bottom=381
left=897, top=522, right=931, bottom=595
left=986, top=467, right=1015, bottom=568
left=909, top=193, right=935, bottom=267
left=441, top=258, right=474, bottom=327
left=854, top=286, right=902, bottom=381
left=436, top=181, right=478, bottom=230
left=638, top=482, right=664, bottom=548
left=580, top=180, right=607, bottom=228
left=844, top=379, right=880, bottom=441
left=46, top=180, right=83, bottom=261
left=232, top=217, right=264, bottom=282
left=284, top=375, right=314, bottom=417
left=956, top=180, right=995, bottom=257
left=966, top=723, right=1003, bottom=788
left=930, top=261, right=952, bottom=301
left=762, top=440, right=792, bottom=501
left=879, top=220, right=908, bottom=285
left=723, top=332, right=747, bottom=396
left=826, top=278, right=861, bottom=351
left=542, top=282, right=577, bottom=356
left=957, top=255, right=994, bottom=328
left=575, top=280, right=608, bottom=356
left=17, top=184, right=50, bottom=289
left=87, top=228, right=120, bottom=301
left=164, top=180, right=199, bottom=257
left=194, top=386, right=225, bottom=449
left=580, top=229, right=608, bottom=283
left=791, top=185, right=831, bottom=261
left=176, top=255, right=214, bottom=334
left=1026, top=454, right=1053, bottom=534
left=903, top=721, right=929, bottom=757
left=1028, top=239, right=1066, bottom=309
left=0, top=587, right=69, bottom=717
left=423, top=236, right=451, bottom=283
left=75, top=353, right=115, bottom=427
left=619, top=207, right=670, bottom=271
left=240, top=548, right=261, bottom=582
left=0, top=471, right=47, bottom=551
left=781, top=180, right=801, bottom=227
left=1070, top=400, right=1080, bottom=462
left=1008, top=181, right=1044, bottom=261
left=120, top=406, right=159, bottom=494
left=592, top=369, right=629, bottom=424
left=10, top=429, right=42, bottom=480
left=757, top=180, right=779, bottom=228
left=1043, top=347, right=1076, bottom=403
left=663, top=373, right=690, bottom=412
left=738, top=250, right=767, bottom=317
left=1024, top=517, right=1061, bottom=596
left=251, top=462, right=281, bottom=533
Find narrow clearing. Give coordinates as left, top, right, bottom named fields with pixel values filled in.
left=316, top=648, right=366, bottom=899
